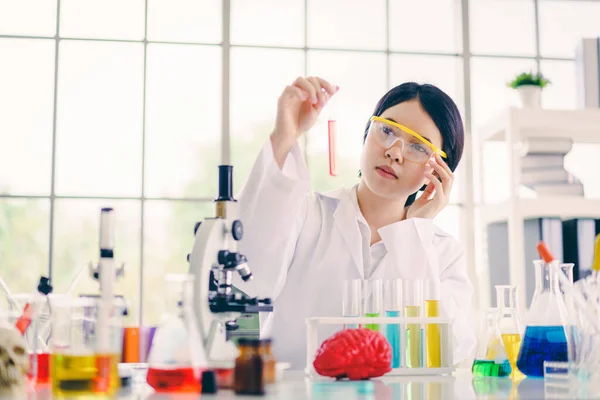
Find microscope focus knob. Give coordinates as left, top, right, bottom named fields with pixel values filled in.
left=262, top=298, right=272, bottom=305
left=194, top=221, right=202, bottom=235
left=232, top=220, right=243, bottom=241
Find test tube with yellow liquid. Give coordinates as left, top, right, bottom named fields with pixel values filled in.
left=495, top=285, right=525, bottom=380
left=50, top=295, right=123, bottom=396
left=403, top=279, right=423, bottom=368
left=424, top=280, right=441, bottom=368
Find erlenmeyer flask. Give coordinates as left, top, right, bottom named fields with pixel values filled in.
left=472, top=308, right=511, bottom=377
left=495, top=285, right=524, bottom=380
left=516, top=260, right=570, bottom=378
left=146, top=274, right=207, bottom=393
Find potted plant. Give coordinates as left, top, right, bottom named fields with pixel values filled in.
left=507, top=71, right=551, bottom=108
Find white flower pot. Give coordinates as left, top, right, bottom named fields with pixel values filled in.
left=517, top=85, right=542, bottom=108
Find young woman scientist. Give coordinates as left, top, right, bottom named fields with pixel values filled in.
left=236, top=76, right=476, bottom=370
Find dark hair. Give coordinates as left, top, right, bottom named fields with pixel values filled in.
left=363, top=82, right=465, bottom=207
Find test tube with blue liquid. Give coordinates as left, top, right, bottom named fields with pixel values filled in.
left=404, top=279, right=423, bottom=368
left=342, top=279, right=362, bottom=329
left=384, top=279, right=402, bottom=368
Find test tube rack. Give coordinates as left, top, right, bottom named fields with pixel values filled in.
left=305, top=316, right=454, bottom=377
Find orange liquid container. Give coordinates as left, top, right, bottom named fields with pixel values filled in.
left=328, top=120, right=338, bottom=176
left=122, top=327, right=140, bottom=363
left=147, top=367, right=202, bottom=393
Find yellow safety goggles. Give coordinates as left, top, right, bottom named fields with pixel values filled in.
left=370, top=116, right=447, bottom=159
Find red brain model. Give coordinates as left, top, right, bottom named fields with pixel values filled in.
left=313, top=328, right=392, bottom=380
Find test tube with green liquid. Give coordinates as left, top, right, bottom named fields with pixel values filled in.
left=404, top=279, right=423, bottom=368
left=364, top=279, right=383, bottom=331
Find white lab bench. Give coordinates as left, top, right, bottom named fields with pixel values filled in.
left=22, top=369, right=577, bottom=399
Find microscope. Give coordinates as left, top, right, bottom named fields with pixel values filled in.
left=188, top=165, right=273, bottom=369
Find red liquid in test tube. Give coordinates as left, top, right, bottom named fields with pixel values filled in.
left=328, top=119, right=337, bottom=176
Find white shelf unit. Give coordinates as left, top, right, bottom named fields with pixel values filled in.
left=476, top=107, right=600, bottom=308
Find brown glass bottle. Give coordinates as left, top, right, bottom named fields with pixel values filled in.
left=259, top=339, right=276, bottom=385
left=234, top=338, right=264, bottom=395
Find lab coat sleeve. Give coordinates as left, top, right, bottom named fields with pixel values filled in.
left=378, top=218, right=476, bottom=364
left=234, top=138, right=310, bottom=301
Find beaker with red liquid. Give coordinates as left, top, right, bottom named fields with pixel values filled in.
left=146, top=274, right=207, bottom=393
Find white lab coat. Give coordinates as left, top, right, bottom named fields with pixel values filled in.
left=236, top=139, right=476, bottom=370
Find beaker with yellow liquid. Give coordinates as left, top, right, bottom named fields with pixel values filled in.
left=495, top=285, right=525, bottom=380
left=50, top=295, right=123, bottom=397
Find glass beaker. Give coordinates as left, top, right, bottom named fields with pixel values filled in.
left=11, top=293, right=52, bottom=384
left=50, top=295, right=123, bottom=396
left=516, top=261, right=570, bottom=378
left=342, top=279, right=362, bottom=329
left=495, top=285, right=524, bottom=380
left=364, top=279, right=383, bottom=331
left=383, top=278, right=402, bottom=368
left=471, top=308, right=511, bottom=377
left=146, top=274, right=206, bottom=393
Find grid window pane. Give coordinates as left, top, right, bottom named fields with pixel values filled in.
left=230, top=48, right=305, bottom=187
left=52, top=199, right=141, bottom=325
left=60, top=0, right=145, bottom=40
left=471, top=57, right=537, bottom=204
left=433, top=205, right=461, bottom=240
left=147, top=0, right=222, bottom=43
left=389, top=0, right=462, bottom=53
left=55, top=41, right=144, bottom=197
left=470, top=0, right=536, bottom=56
left=145, top=44, right=221, bottom=198
left=143, top=201, right=213, bottom=326
left=390, top=55, right=464, bottom=112
left=539, top=0, right=600, bottom=58
left=307, top=0, right=386, bottom=50
left=307, top=51, right=387, bottom=192
left=470, top=57, right=537, bottom=132
left=0, top=199, right=49, bottom=295
left=390, top=55, right=465, bottom=203
left=0, top=39, right=55, bottom=195
left=231, top=0, right=304, bottom=47
left=0, top=0, right=57, bottom=36
left=540, top=60, right=577, bottom=110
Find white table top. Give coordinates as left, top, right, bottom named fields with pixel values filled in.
left=18, top=369, right=595, bottom=399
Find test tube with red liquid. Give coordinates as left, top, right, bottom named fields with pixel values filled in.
left=327, top=93, right=338, bottom=177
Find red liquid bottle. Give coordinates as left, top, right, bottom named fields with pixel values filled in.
left=27, top=352, right=51, bottom=384
left=15, top=277, right=53, bottom=335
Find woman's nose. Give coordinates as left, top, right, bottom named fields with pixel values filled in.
left=385, top=145, right=403, bottom=164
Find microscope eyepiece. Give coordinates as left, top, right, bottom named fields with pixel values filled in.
left=216, top=165, right=234, bottom=202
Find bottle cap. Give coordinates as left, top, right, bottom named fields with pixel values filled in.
left=537, top=241, right=555, bottom=263
left=201, top=370, right=218, bottom=394
left=37, top=276, right=53, bottom=295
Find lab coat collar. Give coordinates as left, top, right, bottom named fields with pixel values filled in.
left=319, top=186, right=365, bottom=280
